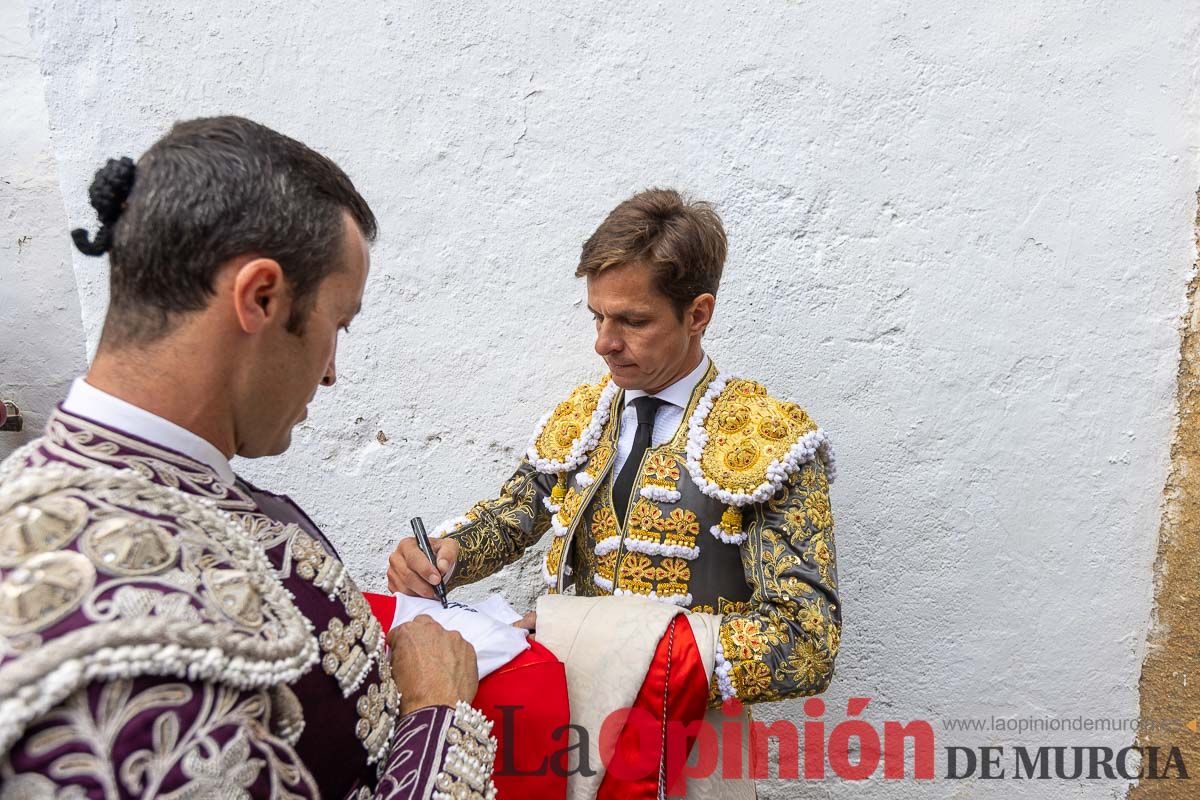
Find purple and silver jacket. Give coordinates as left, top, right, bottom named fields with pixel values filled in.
left=0, top=405, right=496, bottom=799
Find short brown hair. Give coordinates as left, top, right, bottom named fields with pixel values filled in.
left=576, top=188, right=727, bottom=316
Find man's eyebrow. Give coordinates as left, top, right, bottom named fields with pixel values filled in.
left=586, top=305, right=647, bottom=321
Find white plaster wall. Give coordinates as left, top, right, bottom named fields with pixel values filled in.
left=22, top=2, right=1200, bottom=797
left=0, top=0, right=86, bottom=460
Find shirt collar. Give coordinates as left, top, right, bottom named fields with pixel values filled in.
left=61, top=377, right=237, bottom=485
left=623, top=354, right=711, bottom=411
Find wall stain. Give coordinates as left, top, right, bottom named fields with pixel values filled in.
left=1131, top=191, right=1200, bottom=799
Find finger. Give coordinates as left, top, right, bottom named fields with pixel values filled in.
left=405, top=545, right=442, bottom=585
left=402, top=574, right=436, bottom=599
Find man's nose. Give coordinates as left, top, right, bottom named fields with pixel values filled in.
left=321, top=354, right=337, bottom=387
left=594, top=323, right=622, bottom=356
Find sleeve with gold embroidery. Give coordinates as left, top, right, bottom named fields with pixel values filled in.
left=436, top=459, right=558, bottom=587
left=711, top=456, right=840, bottom=706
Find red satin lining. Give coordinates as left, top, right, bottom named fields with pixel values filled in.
left=363, top=592, right=569, bottom=800
left=596, top=612, right=710, bottom=800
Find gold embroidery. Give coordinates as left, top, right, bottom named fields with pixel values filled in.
left=616, top=552, right=654, bottom=595
left=591, top=506, right=618, bottom=544
left=643, top=453, right=681, bottom=487
left=698, top=379, right=820, bottom=494
left=721, top=617, right=773, bottom=661
left=545, top=535, right=566, bottom=578
left=596, top=552, right=616, bottom=582
left=532, top=382, right=606, bottom=462
left=717, top=597, right=752, bottom=616
left=560, top=487, right=584, bottom=523
left=628, top=500, right=663, bottom=531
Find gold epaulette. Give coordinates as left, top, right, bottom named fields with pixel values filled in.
left=525, top=376, right=618, bottom=474
left=685, top=375, right=835, bottom=542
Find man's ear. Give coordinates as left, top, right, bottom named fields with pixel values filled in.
left=688, top=293, right=716, bottom=336
left=231, top=258, right=287, bottom=334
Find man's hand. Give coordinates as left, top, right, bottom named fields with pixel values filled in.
left=388, top=614, right=479, bottom=714
left=388, top=536, right=460, bottom=596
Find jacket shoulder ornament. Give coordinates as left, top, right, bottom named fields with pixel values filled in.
left=525, top=376, right=619, bottom=507
left=686, top=374, right=836, bottom=544
left=0, top=461, right=318, bottom=757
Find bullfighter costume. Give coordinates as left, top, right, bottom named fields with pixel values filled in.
left=0, top=379, right=497, bottom=799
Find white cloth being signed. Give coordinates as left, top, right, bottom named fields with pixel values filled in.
left=390, top=594, right=530, bottom=679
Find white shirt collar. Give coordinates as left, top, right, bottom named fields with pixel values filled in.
left=62, top=377, right=236, bottom=485
left=623, top=354, right=711, bottom=410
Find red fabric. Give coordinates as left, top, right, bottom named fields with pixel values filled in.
left=596, top=613, right=711, bottom=800
left=363, top=592, right=568, bottom=800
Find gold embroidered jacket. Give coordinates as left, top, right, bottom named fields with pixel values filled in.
left=439, top=362, right=840, bottom=706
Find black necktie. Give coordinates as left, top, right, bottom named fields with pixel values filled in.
left=613, top=396, right=667, bottom=525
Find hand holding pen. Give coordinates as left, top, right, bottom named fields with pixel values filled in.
left=387, top=519, right=461, bottom=599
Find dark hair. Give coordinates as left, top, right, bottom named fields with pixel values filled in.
left=575, top=188, right=727, bottom=317
left=72, top=116, right=377, bottom=345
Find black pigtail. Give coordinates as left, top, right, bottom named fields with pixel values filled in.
left=71, top=156, right=137, bottom=256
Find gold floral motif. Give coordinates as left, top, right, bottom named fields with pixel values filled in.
left=731, top=380, right=767, bottom=398
left=775, top=639, right=829, bottom=688
left=596, top=551, right=616, bottom=581
left=722, top=617, right=772, bottom=661
left=586, top=444, right=614, bottom=477
left=627, top=500, right=662, bottom=531
left=0, top=494, right=89, bottom=567
left=615, top=552, right=654, bottom=594
left=758, top=417, right=791, bottom=441
left=0, top=550, right=96, bottom=635
left=656, top=557, right=690, bottom=584
left=663, top=508, right=699, bottom=538
left=735, top=661, right=774, bottom=696
left=692, top=603, right=715, bottom=614
left=797, top=600, right=827, bottom=635
left=724, top=442, right=760, bottom=472
left=81, top=516, right=179, bottom=576
left=554, top=422, right=581, bottom=448
left=591, top=506, right=618, bottom=543
left=804, top=492, right=833, bottom=531
left=714, top=404, right=751, bottom=434
left=642, top=453, right=681, bottom=487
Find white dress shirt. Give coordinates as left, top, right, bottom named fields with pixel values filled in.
left=612, top=355, right=711, bottom=476
left=61, top=377, right=236, bottom=485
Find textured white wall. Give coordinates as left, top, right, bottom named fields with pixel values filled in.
left=0, top=0, right=86, bottom=459
left=21, top=2, right=1200, bottom=797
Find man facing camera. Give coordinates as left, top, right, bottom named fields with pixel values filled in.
left=389, top=188, right=841, bottom=712
left=0, top=117, right=495, bottom=799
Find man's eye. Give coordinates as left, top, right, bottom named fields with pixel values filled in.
left=339, top=324, right=352, bottom=334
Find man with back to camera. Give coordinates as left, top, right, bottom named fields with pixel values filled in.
left=0, top=116, right=497, bottom=799
left=388, top=188, right=841, bottom=720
